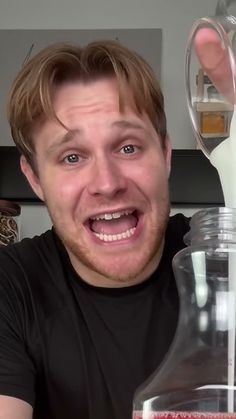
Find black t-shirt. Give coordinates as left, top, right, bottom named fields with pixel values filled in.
left=0, top=214, right=189, bottom=419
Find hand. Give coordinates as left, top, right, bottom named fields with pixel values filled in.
left=194, top=27, right=235, bottom=102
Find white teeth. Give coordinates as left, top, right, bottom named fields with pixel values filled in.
left=91, top=210, right=133, bottom=221
left=94, top=227, right=136, bottom=242
left=104, top=213, right=113, bottom=220
left=112, top=212, right=122, bottom=219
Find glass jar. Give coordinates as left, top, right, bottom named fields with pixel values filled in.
left=0, top=200, right=21, bottom=246
left=133, top=207, right=236, bottom=419
left=185, top=13, right=236, bottom=155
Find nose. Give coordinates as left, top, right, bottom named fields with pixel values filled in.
left=87, top=155, right=127, bottom=198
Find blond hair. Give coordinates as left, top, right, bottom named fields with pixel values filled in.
left=7, top=40, right=167, bottom=167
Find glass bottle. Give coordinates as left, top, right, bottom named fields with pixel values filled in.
left=185, top=8, right=236, bottom=155
left=133, top=207, right=236, bottom=419
left=0, top=200, right=21, bottom=246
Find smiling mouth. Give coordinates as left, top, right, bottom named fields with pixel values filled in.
left=86, top=209, right=139, bottom=242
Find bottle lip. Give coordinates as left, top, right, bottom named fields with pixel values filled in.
left=184, top=206, right=236, bottom=246
left=190, top=206, right=236, bottom=222
left=0, top=200, right=21, bottom=216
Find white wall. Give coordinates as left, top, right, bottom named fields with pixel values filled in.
left=19, top=204, right=52, bottom=239
left=1, top=0, right=218, bottom=238
left=1, top=0, right=218, bottom=149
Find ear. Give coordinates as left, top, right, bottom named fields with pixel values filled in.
left=20, top=156, right=45, bottom=202
left=164, top=135, right=172, bottom=178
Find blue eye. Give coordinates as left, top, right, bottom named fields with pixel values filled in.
left=64, top=154, right=80, bottom=164
left=120, top=144, right=137, bottom=154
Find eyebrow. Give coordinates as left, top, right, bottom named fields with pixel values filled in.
left=111, top=120, right=147, bottom=132
left=46, top=120, right=147, bottom=155
left=46, top=129, right=81, bottom=155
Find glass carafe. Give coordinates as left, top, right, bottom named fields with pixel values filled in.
left=185, top=0, right=236, bottom=158
left=133, top=207, right=236, bottom=419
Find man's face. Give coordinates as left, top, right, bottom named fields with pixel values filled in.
left=22, top=78, right=171, bottom=287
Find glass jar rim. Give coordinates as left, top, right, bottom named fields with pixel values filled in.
left=190, top=206, right=236, bottom=222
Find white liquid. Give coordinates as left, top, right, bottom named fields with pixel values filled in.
left=209, top=107, right=236, bottom=412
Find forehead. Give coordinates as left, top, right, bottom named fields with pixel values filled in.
left=47, top=78, right=152, bottom=132
left=33, top=77, right=156, bottom=142
left=52, top=78, right=127, bottom=114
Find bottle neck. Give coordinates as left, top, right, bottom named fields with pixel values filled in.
left=184, top=207, right=236, bottom=246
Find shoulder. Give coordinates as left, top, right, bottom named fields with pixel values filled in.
left=164, top=213, right=190, bottom=258
left=0, top=229, right=66, bottom=316
left=168, top=213, right=190, bottom=236
left=0, top=229, right=59, bottom=271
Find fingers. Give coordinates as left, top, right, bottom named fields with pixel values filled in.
left=194, top=27, right=235, bottom=102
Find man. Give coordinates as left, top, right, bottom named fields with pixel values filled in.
left=0, top=40, right=190, bottom=419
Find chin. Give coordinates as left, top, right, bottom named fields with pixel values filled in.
left=53, top=202, right=170, bottom=286
left=63, top=224, right=165, bottom=286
